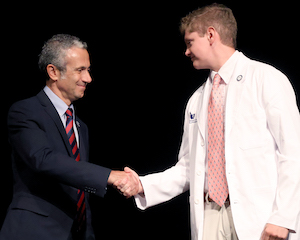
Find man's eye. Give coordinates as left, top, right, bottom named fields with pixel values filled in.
left=186, top=41, right=191, bottom=47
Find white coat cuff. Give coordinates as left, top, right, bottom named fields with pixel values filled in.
left=134, top=176, right=148, bottom=210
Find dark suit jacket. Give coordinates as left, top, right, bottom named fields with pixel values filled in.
left=0, top=90, right=111, bottom=240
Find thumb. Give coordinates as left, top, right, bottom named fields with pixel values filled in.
left=124, top=166, right=132, bottom=173
left=124, top=167, right=139, bottom=179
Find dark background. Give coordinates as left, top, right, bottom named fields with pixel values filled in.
left=1, top=1, right=299, bottom=239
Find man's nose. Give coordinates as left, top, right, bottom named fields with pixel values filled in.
left=185, top=48, right=191, bottom=57
left=83, top=71, right=92, bottom=83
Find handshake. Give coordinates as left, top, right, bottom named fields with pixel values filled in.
left=107, top=167, right=144, bottom=198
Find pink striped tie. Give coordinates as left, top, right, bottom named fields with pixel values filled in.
left=207, top=74, right=229, bottom=206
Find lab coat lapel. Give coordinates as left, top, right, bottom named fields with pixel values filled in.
left=197, top=79, right=211, bottom=140
left=225, top=53, right=249, bottom=139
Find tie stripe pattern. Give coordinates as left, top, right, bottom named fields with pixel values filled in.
left=65, top=108, right=86, bottom=234
left=66, top=109, right=80, bottom=162
left=207, top=74, right=229, bottom=207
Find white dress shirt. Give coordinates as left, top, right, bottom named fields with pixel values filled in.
left=43, top=86, right=80, bottom=147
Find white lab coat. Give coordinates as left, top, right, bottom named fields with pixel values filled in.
left=135, top=52, right=300, bottom=240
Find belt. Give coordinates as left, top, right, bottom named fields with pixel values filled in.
left=204, top=193, right=230, bottom=204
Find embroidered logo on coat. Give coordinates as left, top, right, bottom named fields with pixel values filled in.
left=189, top=112, right=197, bottom=124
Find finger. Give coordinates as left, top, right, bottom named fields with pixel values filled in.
left=118, top=172, right=140, bottom=196
left=121, top=179, right=136, bottom=195
left=125, top=183, right=139, bottom=196
left=124, top=187, right=136, bottom=199
left=120, top=177, right=129, bottom=187
left=260, top=230, right=269, bottom=240
left=119, top=179, right=132, bottom=193
left=115, top=182, right=127, bottom=193
left=113, top=180, right=121, bottom=188
left=124, top=187, right=131, bottom=196
left=119, top=184, right=129, bottom=193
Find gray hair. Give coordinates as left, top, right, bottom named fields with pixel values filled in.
left=38, top=34, right=88, bottom=77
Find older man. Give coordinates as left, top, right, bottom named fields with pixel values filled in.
left=0, top=34, right=139, bottom=240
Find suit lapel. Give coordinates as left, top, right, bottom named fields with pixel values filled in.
left=76, top=119, right=88, bottom=162
left=36, top=90, right=73, bottom=156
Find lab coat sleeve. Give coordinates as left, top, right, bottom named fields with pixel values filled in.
left=262, top=68, right=300, bottom=232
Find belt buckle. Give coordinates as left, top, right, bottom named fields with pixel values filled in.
left=204, top=193, right=230, bottom=204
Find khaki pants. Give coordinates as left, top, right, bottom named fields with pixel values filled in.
left=202, top=195, right=238, bottom=240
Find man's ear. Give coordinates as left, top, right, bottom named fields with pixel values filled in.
left=206, top=26, right=217, bottom=45
left=46, top=64, right=61, bottom=81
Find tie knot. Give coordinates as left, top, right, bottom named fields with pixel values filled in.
left=213, top=74, right=223, bottom=86
left=66, top=108, right=73, bottom=118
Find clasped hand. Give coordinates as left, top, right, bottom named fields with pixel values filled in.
left=107, top=167, right=143, bottom=198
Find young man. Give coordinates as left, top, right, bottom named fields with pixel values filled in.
left=116, top=4, right=300, bottom=240
left=0, top=34, right=139, bottom=240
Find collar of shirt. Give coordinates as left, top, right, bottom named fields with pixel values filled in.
left=43, top=86, right=75, bottom=125
left=210, top=50, right=240, bottom=85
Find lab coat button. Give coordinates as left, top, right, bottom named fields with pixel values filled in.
left=201, top=140, right=205, bottom=146
left=195, top=198, right=200, bottom=204
left=197, top=170, right=201, bottom=176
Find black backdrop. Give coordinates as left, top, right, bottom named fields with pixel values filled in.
left=2, top=1, right=299, bottom=239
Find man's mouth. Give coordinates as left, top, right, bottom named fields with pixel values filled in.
left=77, top=83, right=87, bottom=89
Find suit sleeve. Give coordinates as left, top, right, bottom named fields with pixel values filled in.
left=262, top=69, right=300, bottom=232
left=8, top=101, right=111, bottom=198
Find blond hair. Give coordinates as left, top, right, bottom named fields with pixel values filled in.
left=180, top=3, right=237, bottom=48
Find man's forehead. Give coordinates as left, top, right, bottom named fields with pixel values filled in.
left=65, top=47, right=90, bottom=66
left=184, top=31, right=198, bottom=41
left=66, top=47, right=89, bottom=59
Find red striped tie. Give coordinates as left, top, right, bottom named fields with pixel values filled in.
left=65, top=108, right=86, bottom=235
